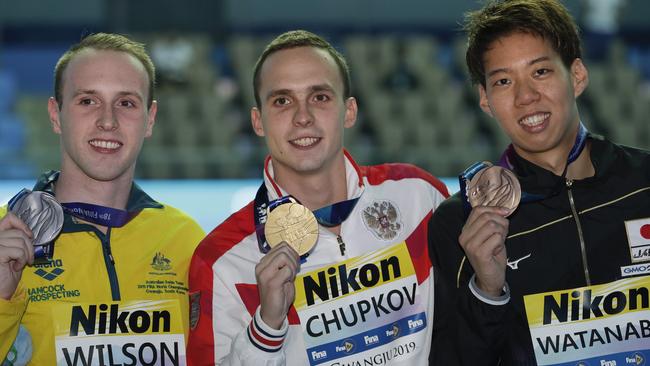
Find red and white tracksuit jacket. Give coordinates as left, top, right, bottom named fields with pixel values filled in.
left=188, top=152, right=448, bottom=365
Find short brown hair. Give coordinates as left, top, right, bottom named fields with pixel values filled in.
left=54, top=33, right=156, bottom=108
left=464, top=0, right=582, bottom=87
left=252, top=30, right=351, bottom=108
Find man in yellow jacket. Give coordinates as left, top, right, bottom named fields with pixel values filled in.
left=0, top=33, right=204, bottom=365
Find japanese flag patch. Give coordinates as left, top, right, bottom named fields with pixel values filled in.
left=624, top=218, right=650, bottom=263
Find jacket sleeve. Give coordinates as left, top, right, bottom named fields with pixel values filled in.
left=187, top=252, right=287, bottom=366
left=0, top=285, right=28, bottom=361
left=427, top=196, right=509, bottom=366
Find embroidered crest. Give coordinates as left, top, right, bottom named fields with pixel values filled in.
left=189, top=291, right=201, bottom=329
left=362, top=200, right=402, bottom=240
left=151, top=252, right=172, bottom=271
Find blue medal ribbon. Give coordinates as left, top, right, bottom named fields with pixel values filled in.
left=253, top=183, right=359, bottom=255
left=460, top=122, right=588, bottom=217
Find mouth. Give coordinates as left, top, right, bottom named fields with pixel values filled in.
left=289, top=137, right=321, bottom=148
left=518, top=112, right=550, bottom=128
left=89, top=139, right=123, bottom=152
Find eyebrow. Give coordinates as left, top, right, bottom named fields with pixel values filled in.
left=72, top=89, right=144, bottom=101
left=264, top=84, right=336, bottom=102
left=486, top=56, right=551, bottom=78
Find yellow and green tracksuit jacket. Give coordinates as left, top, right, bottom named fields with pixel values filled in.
left=0, top=171, right=205, bottom=365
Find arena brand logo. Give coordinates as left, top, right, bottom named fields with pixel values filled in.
left=542, top=287, right=650, bottom=325
left=33, top=259, right=65, bottom=281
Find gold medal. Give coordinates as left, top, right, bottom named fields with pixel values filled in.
left=467, top=164, right=521, bottom=217
left=264, top=202, right=318, bottom=255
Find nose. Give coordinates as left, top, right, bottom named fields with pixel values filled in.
left=97, top=105, right=118, bottom=131
left=514, top=79, right=540, bottom=107
left=292, top=100, right=314, bottom=127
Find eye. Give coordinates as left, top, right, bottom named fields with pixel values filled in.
left=79, top=98, right=96, bottom=105
left=535, top=68, right=552, bottom=77
left=273, top=97, right=291, bottom=106
left=493, top=78, right=510, bottom=87
left=118, top=99, right=136, bottom=108
left=313, top=93, right=330, bottom=102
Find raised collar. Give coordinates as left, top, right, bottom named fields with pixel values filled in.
left=509, top=134, right=613, bottom=195
left=262, top=149, right=365, bottom=203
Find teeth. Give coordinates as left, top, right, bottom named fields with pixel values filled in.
left=520, top=113, right=549, bottom=126
left=292, top=137, right=319, bottom=147
left=90, top=140, right=121, bottom=149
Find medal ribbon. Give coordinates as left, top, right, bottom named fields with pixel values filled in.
left=253, top=183, right=359, bottom=254
left=10, top=190, right=133, bottom=229
left=459, top=122, right=588, bottom=217
left=60, top=202, right=132, bottom=228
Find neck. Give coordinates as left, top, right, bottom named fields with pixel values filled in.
left=517, top=139, right=594, bottom=179
left=55, top=168, right=132, bottom=211
left=273, top=158, right=348, bottom=213
left=565, top=141, right=594, bottom=180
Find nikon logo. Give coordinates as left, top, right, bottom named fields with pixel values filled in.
left=69, top=304, right=171, bottom=336
left=543, top=287, right=649, bottom=325
left=303, top=256, right=401, bottom=306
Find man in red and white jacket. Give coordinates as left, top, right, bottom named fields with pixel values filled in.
left=187, top=30, right=449, bottom=366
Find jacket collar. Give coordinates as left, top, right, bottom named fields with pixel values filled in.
left=262, top=149, right=365, bottom=202
left=510, top=134, right=611, bottom=194
left=33, top=170, right=162, bottom=212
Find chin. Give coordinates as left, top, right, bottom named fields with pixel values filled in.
left=83, top=167, right=131, bottom=182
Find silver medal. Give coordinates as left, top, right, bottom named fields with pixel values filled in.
left=9, top=190, right=64, bottom=246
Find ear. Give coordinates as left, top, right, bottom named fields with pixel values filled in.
left=251, top=107, right=265, bottom=137
left=343, top=97, right=358, bottom=129
left=48, top=97, right=62, bottom=134
left=144, top=100, right=157, bottom=138
left=478, top=84, right=494, bottom=117
left=571, top=58, right=589, bottom=98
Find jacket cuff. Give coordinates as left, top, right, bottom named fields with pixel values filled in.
left=468, top=274, right=510, bottom=306
left=246, top=306, right=288, bottom=353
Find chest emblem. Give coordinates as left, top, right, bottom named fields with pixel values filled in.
left=624, top=218, right=650, bottom=263
left=362, top=200, right=402, bottom=240
left=151, top=252, right=172, bottom=271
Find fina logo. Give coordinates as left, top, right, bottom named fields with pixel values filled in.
left=626, top=352, right=645, bottom=366
left=386, top=324, right=400, bottom=338
left=335, top=340, right=355, bottom=354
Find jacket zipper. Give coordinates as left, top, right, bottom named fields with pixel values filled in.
left=100, top=228, right=121, bottom=301
left=566, top=179, right=591, bottom=285
left=336, top=235, right=346, bottom=256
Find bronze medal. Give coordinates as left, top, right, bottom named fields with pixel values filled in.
left=467, top=164, right=521, bottom=217
left=10, top=190, right=64, bottom=246
left=264, top=202, right=318, bottom=256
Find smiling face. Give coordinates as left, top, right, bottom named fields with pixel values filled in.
left=48, top=49, right=156, bottom=183
left=478, top=32, right=588, bottom=167
left=251, top=46, right=357, bottom=180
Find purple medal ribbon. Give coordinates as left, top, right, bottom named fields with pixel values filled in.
left=60, top=202, right=132, bottom=228
left=499, top=122, right=588, bottom=170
